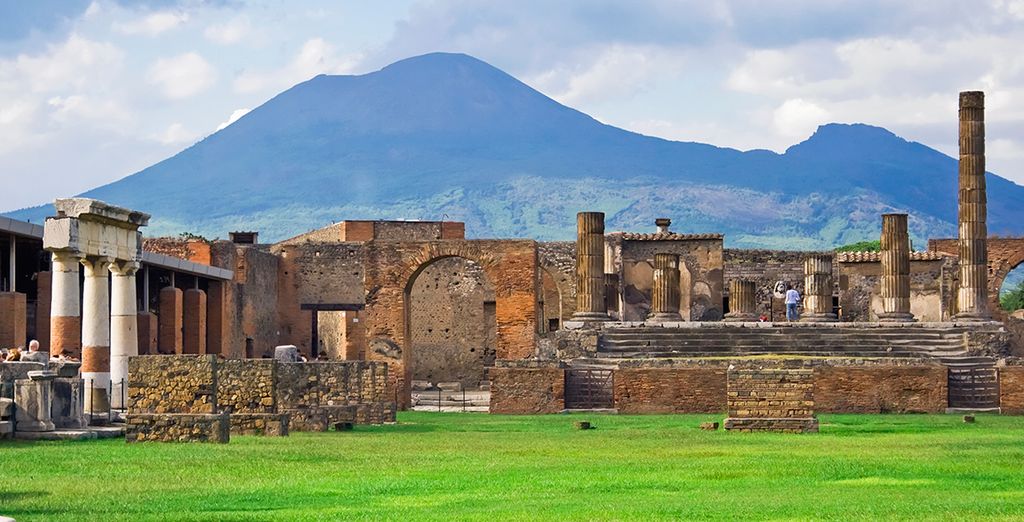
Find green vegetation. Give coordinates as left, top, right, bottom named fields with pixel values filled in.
left=1001, top=279, right=1024, bottom=311
left=835, top=240, right=882, bottom=252
left=3, top=412, right=1024, bottom=520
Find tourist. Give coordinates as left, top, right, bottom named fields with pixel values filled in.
left=785, top=284, right=801, bottom=322
left=21, top=339, right=49, bottom=363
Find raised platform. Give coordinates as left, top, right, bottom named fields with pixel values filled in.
left=13, top=425, right=125, bottom=441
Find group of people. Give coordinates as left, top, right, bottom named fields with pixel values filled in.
left=1, top=340, right=76, bottom=363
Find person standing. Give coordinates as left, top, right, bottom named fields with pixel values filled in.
left=785, top=284, right=801, bottom=322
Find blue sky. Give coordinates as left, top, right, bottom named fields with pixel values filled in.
left=2, top=0, right=1024, bottom=211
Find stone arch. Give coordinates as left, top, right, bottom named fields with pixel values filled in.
left=990, top=241, right=1024, bottom=315
left=360, top=240, right=537, bottom=408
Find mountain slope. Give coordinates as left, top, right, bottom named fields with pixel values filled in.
left=6, top=52, right=1024, bottom=248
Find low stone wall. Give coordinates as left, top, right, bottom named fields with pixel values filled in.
left=1000, top=363, right=1024, bottom=415
left=275, top=361, right=394, bottom=425
left=814, top=364, right=947, bottom=413
left=218, top=359, right=276, bottom=414
left=127, top=355, right=217, bottom=414
left=489, top=364, right=564, bottom=414
left=614, top=368, right=726, bottom=413
left=229, top=413, right=289, bottom=436
left=126, top=413, right=229, bottom=443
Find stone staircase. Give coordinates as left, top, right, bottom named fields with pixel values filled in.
left=596, top=325, right=969, bottom=359
left=941, top=356, right=1001, bottom=412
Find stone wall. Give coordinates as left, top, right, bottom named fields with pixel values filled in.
left=489, top=364, right=564, bottom=414
left=127, top=355, right=217, bottom=414
left=126, top=413, right=229, bottom=443
left=613, top=237, right=724, bottom=321
left=725, top=368, right=818, bottom=432
left=930, top=237, right=1024, bottom=319
left=837, top=257, right=950, bottom=322
left=275, top=361, right=394, bottom=425
left=1000, top=363, right=1024, bottom=415
left=614, top=368, right=726, bottom=413
left=724, top=250, right=822, bottom=321
left=217, top=358, right=276, bottom=414
left=538, top=242, right=576, bottom=329
left=210, top=242, right=280, bottom=358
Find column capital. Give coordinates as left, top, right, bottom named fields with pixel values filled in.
left=80, top=256, right=113, bottom=276
left=109, top=260, right=141, bottom=277
left=50, top=249, right=84, bottom=264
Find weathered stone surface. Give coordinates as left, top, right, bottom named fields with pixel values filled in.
left=52, top=378, right=87, bottom=429
left=14, top=376, right=55, bottom=432
left=218, top=358, right=276, bottom=414
left=127, top=355, right=217, bottom=414
left=723, top=417, right=819, bottom=433
left=725, top=368, right=817, bottom=433
left=125, top=413, right=229, bottom=443
left=229, top=413, right=289, bottom=436
left=813, top=365, right=946, bottom=413
left=274, top=345, right=301, bottom=362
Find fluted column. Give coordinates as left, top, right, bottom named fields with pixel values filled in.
left=109, top=260, right=140, bottom=410
left=650, top=253, right=682, bottom=322
left=81, top=256, right=112, bottom=416
left=801, top=255, right=837, bottom=322
left=572, top=212, right=609, bottom=321
left=724, top=279, right=758, bottom=322
left=879, top=214, right=915, bottom=322
left=956, top=91, right=991, bottom=321
left=49, top=250, right=82, bottom=358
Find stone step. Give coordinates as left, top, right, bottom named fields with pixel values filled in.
left=594, top=350, right=925, bottom=359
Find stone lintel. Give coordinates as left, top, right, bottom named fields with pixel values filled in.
left=54, top=198, right=151, bottom=227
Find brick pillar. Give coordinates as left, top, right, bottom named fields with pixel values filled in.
left=956, top=91, right=991, bottom=321
left=206, top=281, right=226, bottom=356
left=49, top=250, right=81, bottom=358
left=879, top=214, right=915, bottom=322
left=183, top=288, right=207, bottom=355
left=81, top=256, right=111, bottom=416
left=0, top=292, right=27, bottom=347
left=571, top=212, right=609, bottom=321
left=137, top=311, right=157, bottom=355
left=158, top=286, right=183, bottom=354
left=35, top=271, right=51, bottom=353
left=801, top=255, right=837, bottom=322
left=724, top=279, right=758, bottom=321
left=649, top=253, right=682, bottom=322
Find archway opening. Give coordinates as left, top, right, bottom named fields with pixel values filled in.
left=407, top=256, right=497, bottom=391
left=1000, top=263, right=1024, bottom=312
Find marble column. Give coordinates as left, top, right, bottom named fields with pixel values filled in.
left=879, top=214, right=915, bottom=322
left=49, top=250, right=82, bottom=358
left=109, top=260, right=140, bottom=410
left=724, top=279, right=758, bottom=322
left=572, top=212, right=609, bottom=321
left=650, top=253, right=682, bottom=322
left=956, top=90, right=991, bottom=320
left=81, top=256, right=112, bottom=416
left=801, top=255, right=837, bottom=322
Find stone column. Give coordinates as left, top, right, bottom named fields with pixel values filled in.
left=801, top=255, right=837, bottom=322
left=81, top=256, right=112, bottom=415
left=571, top=212, right=609, bottom=321
left=109, top=261, right=140, bottom=409
left=879, top=214, right=915, bottom=322
left=49, top=250, right=82, bottom=358
left=956, top=91, right=991, bottom=321
left=724, top=279, right=758, bottom=322
left=649, top=253, right=682, bottom=322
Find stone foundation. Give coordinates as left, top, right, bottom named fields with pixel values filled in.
left=229, top=413, right=289, bottom=436
left=723, top=417, right=820, bottom=433
left=125, top=413, right=229, bottom=443
left=282, top=405, right=356, bottom=431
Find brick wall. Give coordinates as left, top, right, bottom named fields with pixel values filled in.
left=614, top=368, right=726, bottom=413
left=489, top=366, right=564, bottom=414
left=0, top=292, right=26, bottom=348
left=727, top=368, right=814, bottom=418
left=814, top=364, right=947, bottom=413
left=1000, top=364, right=1024, bottom=415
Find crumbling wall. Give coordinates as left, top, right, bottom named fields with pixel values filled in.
left=724, top=249, right=823, bottom=321
left=210, top=242, right=279, bottom=358
left=616, top=237, right=724, bottom=321
left=837, top=258, right=948, bottom=322
left=538, top=241, right=576, bottom=328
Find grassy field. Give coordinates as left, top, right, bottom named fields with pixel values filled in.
left=2, top=412, right=1024, bottom=521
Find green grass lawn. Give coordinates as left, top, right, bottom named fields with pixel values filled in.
left=2, top=412, right=1024, bottom=521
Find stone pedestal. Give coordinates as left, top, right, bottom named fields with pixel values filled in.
left=14, top=371, right=57, bottom=432
left=724, top=368, right=818, bottom=433
left=724, top=279, right=758, bottom=321
left=571, top=212, right=610, bottom=322
left=649, top=253, right=682, bottom=322
left=801, top=255, right=837, bottom=322
left=878, top=214, right=915, bottom=322
left=52, top=378, right=87, bottom=429
left=274, top=345, right=302, bottom=362
left=956, top=91, right=991, bottom=321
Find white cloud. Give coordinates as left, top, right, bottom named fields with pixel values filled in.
left=204, top=16, right=251, bottom=44
left=113, top=11, right=189, bottom=37
left=215, top=108, right=251, bottom=131
left=147, top=52, right=217, bottom=99
left=234, top=38, right=362, bottom=94
left=156, top=122, right=198, bottom=145
left=47, top=95, right=132, bottom=128
left=1, top=34, right=123, bottom=93
left=534, top=45, right=676, bottom=106
left=773, top=98, right=831, bottom=139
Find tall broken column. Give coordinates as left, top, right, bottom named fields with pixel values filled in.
left=81, top=256, right=111, bottom=414
left=801, top=255, right=837, bottom=322
left=571, top=212, right=609, bottom=321
left=649, top=253, right=682, bottom=322
left=878, top=213, right=915, bottom=322
left=110, top=260, right=140, bottom=409
left=49, top=250, right=81, bottom=358
left=956, top=91, right=991, bottom=321
left=724, top=279, right=758, bottom=322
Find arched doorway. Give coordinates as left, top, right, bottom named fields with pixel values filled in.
left=405, top=256, right=497, bottom=390
left=1000, top=263, right=1024, bottom=312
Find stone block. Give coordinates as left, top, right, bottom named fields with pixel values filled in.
left=274, top=345, right=301, bottom=362
left=127, top=355, right=218, bottom=414
left=0, top=398, right=12, bottom=418
left=14, top=374, right=55, bottom=432
left=125, top=413, right=229, bottom=443
left=52, top=378, right=87, bottom=429
left=723, top=417, right=819, bottom=433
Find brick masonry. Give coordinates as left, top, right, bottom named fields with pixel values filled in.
left=725, top=368, right=819, bottom=433
left=813, top=365, right=947, bottom=413
left=614, top=368, right=726, bottom=413
left=183, top=289, right=207, bottom=355
left=489, top=365, right=564, bottom=414
left=1000, top=364, right=1024, bottom=414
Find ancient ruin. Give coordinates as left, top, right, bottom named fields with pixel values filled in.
left=2, top=90, right=1024, bottom=440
